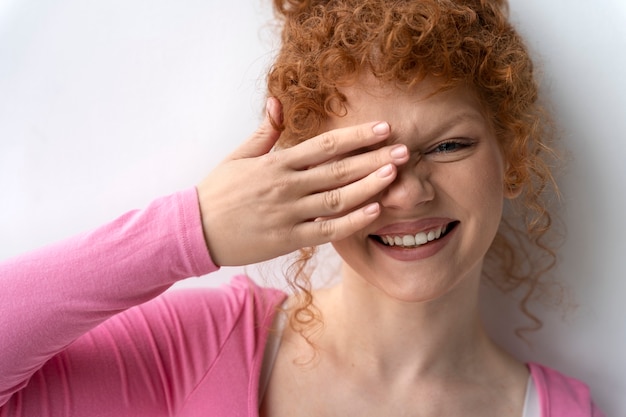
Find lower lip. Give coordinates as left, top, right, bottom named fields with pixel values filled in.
left=370, top=225, right=458, bottom=261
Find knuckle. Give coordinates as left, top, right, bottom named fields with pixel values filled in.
left=330, top=159, right=350, bottom=181
left=261, top=151, right=282, bottom=166
left=368, top=148, right=385, bottom=167
left=316, top=219, right=337, bottom=238
left=317, top=132, right=339, bottom=155
left=274, top=175, right=296, bottom=192
left=322, top=189, right=343, bottom=212
left=355, top=125, right=368, bottom=144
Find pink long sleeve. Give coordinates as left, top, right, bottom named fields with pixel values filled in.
left=0, top=189, right=605, bottom=416
left=0, top=188, right=218, bottom=410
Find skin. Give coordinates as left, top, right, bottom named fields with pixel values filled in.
left=198, top=97, right=409, bottom=266
left=199, top=76, right=528, bottom=415
left=331, top=76, right=510, bottom=304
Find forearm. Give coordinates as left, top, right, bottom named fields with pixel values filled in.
left=0, top=187, right=218, bottom=405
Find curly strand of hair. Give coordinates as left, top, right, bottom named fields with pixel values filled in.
left=268, top=0, right=564, bottom=344
left=490, top=211, right=559, bottom=340
left=284, top=246, right=324, bottom=362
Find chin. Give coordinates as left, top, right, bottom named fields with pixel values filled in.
left=352, top=268, right=463, bottom=304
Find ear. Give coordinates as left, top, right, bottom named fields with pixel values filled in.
left=503, top=167, right=523, bottom=199
left=504, top=181, right=523, bottom=199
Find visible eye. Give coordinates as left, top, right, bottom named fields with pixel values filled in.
left=429, top=140, right=474, bottom=154
left=421, top=139, right=477, bottom=163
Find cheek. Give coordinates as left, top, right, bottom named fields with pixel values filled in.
left=448, top=158, right=504, bottom=200
left=332, top=232, right=365, bottom=255
left=331, top=232, right=373, bottom=270
left=469, top=153, right=507, bottom=229
left=444, top=149, right=505, bottom=224
left=472, top=143, right=506, bottom=195
left=477, top=164, right=505, bottom=200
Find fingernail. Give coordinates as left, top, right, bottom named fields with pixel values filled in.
left=363, top=203, right=380, bottom=215
left=372, top=122, right=389, bottom=135
left=377, top=164, right=394, bottom=178
left=390, top=144, right=408, bottom=160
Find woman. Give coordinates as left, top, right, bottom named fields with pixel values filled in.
left=0, top=0, right=604, bottom=416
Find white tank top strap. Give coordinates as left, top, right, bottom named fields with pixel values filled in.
left=259, top=305, right=288, bottom=403
left=521, top=373, right=540, bottom=417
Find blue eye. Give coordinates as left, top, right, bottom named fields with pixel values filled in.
left=431, top=140, right=473, bottom=154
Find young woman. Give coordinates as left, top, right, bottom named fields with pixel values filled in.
left=0, top=0, right=604, bottom=416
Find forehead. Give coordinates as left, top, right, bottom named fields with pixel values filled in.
left=325, top=75, right=491, bottom=140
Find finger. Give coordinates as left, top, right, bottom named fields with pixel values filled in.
left=283, top=121, right=391, bottom=169
left=229, top=97, right=283, bottom=160
left=296, top=163, right=397, bottom=220
left=300, top=143, right=408, bottom=192
left=294, top=202, right=382, bottom=245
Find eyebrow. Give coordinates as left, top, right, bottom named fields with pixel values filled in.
left=352, top=110, right=488, bottom=154
left=364, top=110, right=486, bottom=154
left=421, top=110, right=488, bottom=138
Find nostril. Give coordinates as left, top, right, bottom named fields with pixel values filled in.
left=380, top=171, right=434, bottom=209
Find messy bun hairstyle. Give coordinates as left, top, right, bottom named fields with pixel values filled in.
left=267, top=0, right=560, bottom=339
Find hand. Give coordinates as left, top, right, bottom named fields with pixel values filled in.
left=197, top=97, right=408, bottom=266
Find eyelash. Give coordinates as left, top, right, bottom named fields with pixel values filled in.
left=428, top=139, right=475, bottom=154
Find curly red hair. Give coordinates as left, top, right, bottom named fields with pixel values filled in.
left=267, top=0, right=561, bottom=339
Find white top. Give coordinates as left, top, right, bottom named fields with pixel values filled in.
left=522, top=376, right=541, bottom=417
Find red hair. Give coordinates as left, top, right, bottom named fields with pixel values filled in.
left=267, top=0, right=561, bottom=338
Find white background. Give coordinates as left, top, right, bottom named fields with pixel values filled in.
left=0, top=0, right=624, bottom=415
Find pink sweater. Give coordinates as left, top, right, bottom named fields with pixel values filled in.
left=0, top=188, right=604, bottom=416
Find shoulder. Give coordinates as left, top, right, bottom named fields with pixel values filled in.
left=528, top=362, right=606, bottom=417
left=98, top=275, right=287, bottom=364
left=95, top=276, right=287, bottom=385
left=151, top=275, right=287, bottom=340
left=155, top=276, right=287, bottom=407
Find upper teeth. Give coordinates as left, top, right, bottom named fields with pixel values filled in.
left=379, top=225, right=447, bottom=248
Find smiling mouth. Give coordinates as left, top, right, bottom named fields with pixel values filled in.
left=370, top=221, right=459, bottom=249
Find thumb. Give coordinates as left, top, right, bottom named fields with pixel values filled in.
left=229, top=97, right=283, bottom=160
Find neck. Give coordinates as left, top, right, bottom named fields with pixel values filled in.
left=314, top=262, right=496, bottom=380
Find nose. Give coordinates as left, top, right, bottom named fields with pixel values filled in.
left=380, top=162, right=435, bottom=209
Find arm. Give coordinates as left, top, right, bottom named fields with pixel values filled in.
left=0, top=278, right=284, bottom=417
left=0, top=187, right=217, bottom=408
left=0, top=97, right=408, bottom=413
